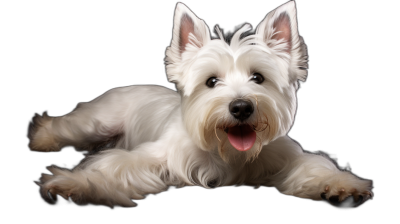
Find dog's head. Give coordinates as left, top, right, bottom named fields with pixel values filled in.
left=165, top=1, right=308, bottom=163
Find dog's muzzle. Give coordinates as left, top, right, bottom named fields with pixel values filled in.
left=227, top=99, right=256, bottom=151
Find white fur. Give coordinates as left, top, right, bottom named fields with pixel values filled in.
left=30, top=1, right=372, bottom=207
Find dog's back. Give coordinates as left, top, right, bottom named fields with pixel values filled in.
left=112, top=85, right=181, bottom=149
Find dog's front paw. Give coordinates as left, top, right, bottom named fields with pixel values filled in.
left=319, top=171, right=373, bottom=205
left=28, top=112, right=60, bottom=152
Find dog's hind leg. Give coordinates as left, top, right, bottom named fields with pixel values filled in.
left=28, top=88, right=130, bottom=152
left=36, top=147, right=168, bottom=207
left=245, top=136, right=373, bottom=206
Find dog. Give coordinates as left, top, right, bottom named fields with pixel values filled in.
left=28, top=1, right=373, bottom=207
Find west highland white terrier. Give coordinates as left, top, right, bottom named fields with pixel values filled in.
left=28, top=1, right=373, bottom=207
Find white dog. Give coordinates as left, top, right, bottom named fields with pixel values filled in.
left=29, top=1, right=373, bottom=207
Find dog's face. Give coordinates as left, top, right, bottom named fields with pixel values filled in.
left=165, top=1, right=308, bottom=163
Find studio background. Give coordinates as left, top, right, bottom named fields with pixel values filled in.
left=1, top=0, right=398, bottom=223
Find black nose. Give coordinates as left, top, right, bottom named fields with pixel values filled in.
left=229, top=99, right=254, bottom=121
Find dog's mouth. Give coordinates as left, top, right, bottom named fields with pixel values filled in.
left=225, top=125, right=256, bottom=151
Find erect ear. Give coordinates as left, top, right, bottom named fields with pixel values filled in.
left=256, top=1, right=308, bottom=82
left=165, top=3, right=211, bottom=84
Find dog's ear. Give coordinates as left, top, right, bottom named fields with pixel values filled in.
left=165, top=3, right=211, bottom=85
left=256, top=0, right=308, bottom=82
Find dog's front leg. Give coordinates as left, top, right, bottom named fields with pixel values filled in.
left=247, top=136, right=373, bottom=204
left=36, top=146, right=168, bottom=207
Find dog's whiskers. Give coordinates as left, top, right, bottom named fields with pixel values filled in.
left=245, top=94, right=270, bottom=133
left=214, top=116, right=224, bottom=142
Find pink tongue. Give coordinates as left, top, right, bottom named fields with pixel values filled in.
left=227, top=125, right=257, bottom=151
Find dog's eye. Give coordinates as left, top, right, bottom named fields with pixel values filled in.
left=206, top=77, right=218, bottom=88
left=251, top=73, right=265, bottom=84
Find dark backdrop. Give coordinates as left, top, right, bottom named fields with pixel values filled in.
left=10, top=1, right=394, bottom=222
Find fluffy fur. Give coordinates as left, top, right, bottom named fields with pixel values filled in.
left=28, top=1, right=373, bottom=207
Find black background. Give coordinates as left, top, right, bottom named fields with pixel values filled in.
left=10, top=1, right=395, bottom=222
